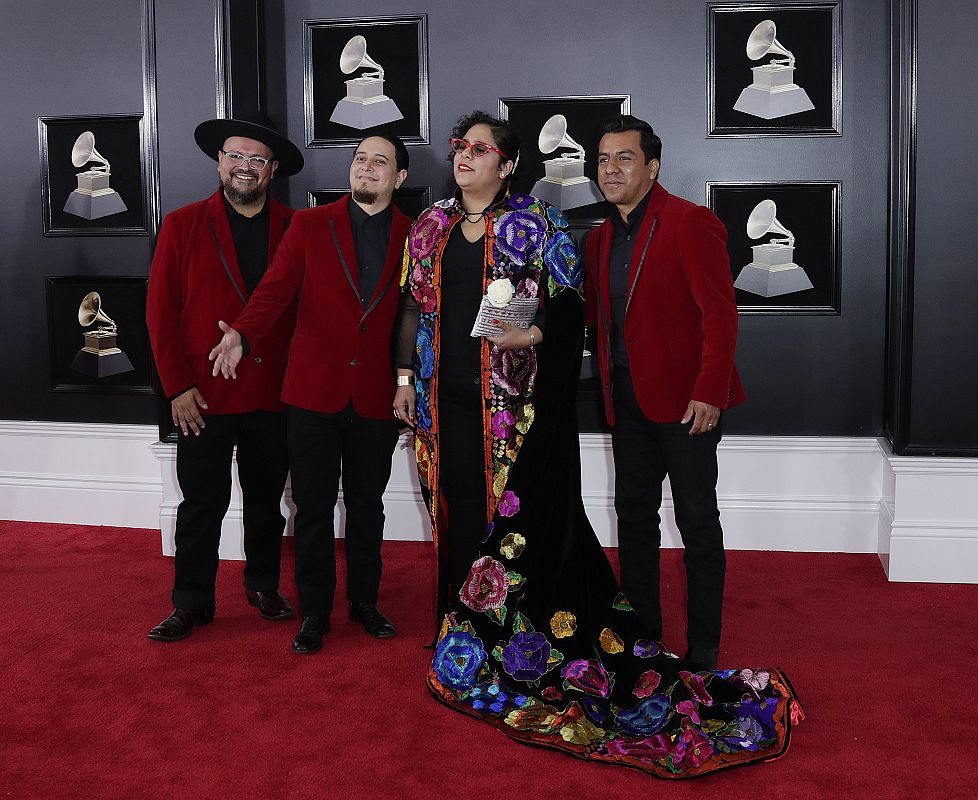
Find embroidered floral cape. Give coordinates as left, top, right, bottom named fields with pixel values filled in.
left=403, top=194, right=804, bottom=779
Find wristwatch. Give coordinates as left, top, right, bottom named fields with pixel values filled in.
left=397, top=375, right=415, bottom=387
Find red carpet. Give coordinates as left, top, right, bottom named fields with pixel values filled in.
left=0, top=520, right=975, bottom=799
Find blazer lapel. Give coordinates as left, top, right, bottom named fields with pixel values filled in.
left=327, top=196, right=363, bottom=306
left=625, top=182, right=667, bottom=315
left=206, top=190, right=248, bottom=305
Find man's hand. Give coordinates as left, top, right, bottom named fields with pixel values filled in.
left=171, top=388, right=208, bottom=437
left=393, top=384, right=416, bottom=429
left=681, top=400, right=720, bottom=435
left=486, top=321, right=541, bottom=351
left=208, top=321, right=243, bottom=379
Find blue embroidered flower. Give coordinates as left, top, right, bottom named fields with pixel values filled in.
left=415, top=379, right=432, bottom=431
left=501, top=630, right=552, bottom=682
left=433, top=630, right=487, bottom=690
left=615, top=693, right=672, bottom=736
left=415, top=324, right=435, bottom=379
left=546, top=205, right=569, bottom=229
left=578, top=695, right=612, bottom=724
left=544, top=231, right=582, bottom=288
left=494, top=210, right=546, bottom=267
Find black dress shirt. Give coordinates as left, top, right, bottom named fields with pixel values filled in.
left=223, top=196, right=270, bottom=296
left=349, top=200, right=393, bottom=308
left=608, top=186, right=654, bottom=369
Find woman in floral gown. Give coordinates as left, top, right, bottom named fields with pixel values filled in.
left=393, top=111, right=803, bottom=779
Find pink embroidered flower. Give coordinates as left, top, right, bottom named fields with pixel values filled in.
left=498, top=490, right=520, bottom=517
left=516, top=277, right=538, bottom=298
left=679, top=671, right=714, bottom=707
left=490, top=347, right=538, bottom=396
left=491, top=410, right=516, bottom=439
left=560, top=659, right=613, bottom=698
left=674, top=718, right=714, bottom=769
left=603, top=733, right=672, bottom=761
left=459, top=556, right=508, bottom=612
left=541, top=686, right=564, bottom=702
left=676, top=699, right=701, bottom=724
left=632, top=670, right=661, bottom=699
left=409, top=206, right=450, bottom=260
left=412, top=283, right=436, bottom=313
left=739, top=669, right=770, bottom=692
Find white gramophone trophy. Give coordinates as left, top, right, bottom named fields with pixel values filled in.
left=531, top=115, right=604, bottom=211
left=329, top=35, right=404, bottom=129
left=732, top=20, right=815, bottom=119
left=63, top=132, right=128, bottom=220
left=70, top=292, right=134, bottom=378
left=734, top=200, right=813, bottom=297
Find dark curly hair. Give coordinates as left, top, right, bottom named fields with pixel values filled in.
left=448, top=110, right=521, bottom=193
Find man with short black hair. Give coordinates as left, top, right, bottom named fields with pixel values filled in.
left=585, top=114, right=746, bottom=670
left=210, top=135, right=412, bottom=655
left=146, top=112, right=304, bottom=642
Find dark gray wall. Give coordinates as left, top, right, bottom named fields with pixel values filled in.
left=269, top=0, right=890, bottom=435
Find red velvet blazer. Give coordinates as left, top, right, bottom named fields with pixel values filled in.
left=584, top=182, right=745, bottom=425
left=232, top=195, right=412, bottom=419
left=146, top=189, right=295, bottom=415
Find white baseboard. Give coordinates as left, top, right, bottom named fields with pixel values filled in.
left=2, top=421, right=976, bottom=583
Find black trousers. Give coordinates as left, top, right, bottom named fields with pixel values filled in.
left=287, top=404, right=399, bottom=617
left=173, top=410, right=289, bottom=610
left=610, top=368, right=726, bottom=648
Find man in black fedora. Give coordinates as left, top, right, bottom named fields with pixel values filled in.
left=146, top=112, right=303, bottom=641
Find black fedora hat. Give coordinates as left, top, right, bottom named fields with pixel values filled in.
left=194, top=110, right=304, bottom=177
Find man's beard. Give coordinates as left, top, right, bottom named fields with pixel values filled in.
left=352, top=187, right=379, bottom=205
left=223, top=172, right=264, bottom=205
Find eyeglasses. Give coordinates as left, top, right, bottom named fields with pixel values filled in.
left=220, top=150, right=273, bottom=170
left=450, top=138, right=509, bottom=160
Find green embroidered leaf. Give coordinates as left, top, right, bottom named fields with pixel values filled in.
left=485, top=605, right=507, bottom=626
left=492, top=645, right=504, bottom=662
left=700, top=718, right=726, bottom=734
left=506, top=571, right=525, bottom=590
left=612, top=593, right=634, bottom=611
left=713, top=738, right=737, bottom=754
left=546, top=648, right=564, bottom=669
left=512, top=611, right=535, bottom=634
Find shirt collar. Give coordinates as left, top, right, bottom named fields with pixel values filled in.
left=222, top=193, right=269, bottom=221
left=349, top=197, right=392, bottom=228
left=612, top=184, right=654, bottom=234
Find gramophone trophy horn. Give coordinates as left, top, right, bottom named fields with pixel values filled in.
left=339, top=35, right=384, bottom=80
left=70, top=291, right=134, bottom=378
left=538, top=115, right=586, bottom=161
left=746, top=20, right=795, bottom=68
left=735, top=198, right=812, bottom=298
left=63, top=132, right=128, bottom=220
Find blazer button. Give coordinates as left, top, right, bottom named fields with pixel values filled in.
left=350, top=359, right=357, bottom=366
left=360, top=323, right=366, bottom=331
left=254, top=356, right=263, bottom=364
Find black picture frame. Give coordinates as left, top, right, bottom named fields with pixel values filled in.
left=307, top=186, right=432, bottom=220
left=303, top=15, right=429, bottom=148
left=707, top=181, right=841, bottom=314
left=498, top=95, right=628, bottom=226
left=45, top=276, right=154, bottom=394
left=38, top=114, right=153, bottom=236
left=707, top=2, right=841, bottom=137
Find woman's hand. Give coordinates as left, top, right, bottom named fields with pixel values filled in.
left=393, top=384, right=416, bottom=428
left=486, top=321, right=541, bottom=351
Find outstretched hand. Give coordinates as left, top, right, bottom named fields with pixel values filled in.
left=208, top=320, right=243, bottom=379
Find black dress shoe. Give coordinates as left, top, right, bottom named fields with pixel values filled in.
left=245, top=588, right=294, bottom=620
left=684, top=644, right=720, bottom=671
left=349, top=602, right=396, bottom=638
left=147, top=607, right=215, bottom=642
left=292, top=615, right=331, bottom=654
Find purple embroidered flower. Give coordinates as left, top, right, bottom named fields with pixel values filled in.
left=603, top=733, right=673, bottom=761
left=734, top=698, right=778, bottom=738
left=560, top=659, right=613, bottom=699
left=459, top=556, right=509, bottom=612
left=491, top=410, right=516, bottom=439
left=633, top=639, right=661, bottom=658
left=516, top=277, right=539, bottom=298
left=578, top=695, right=611, bottom=724
left=490, top=347, right=538, bottom=396
left=498, top=490, right=520, bottom=517
left=544, top=230, right=582, bottom=288
left=409, top=206, right=450, bottom=260
left=614, top=693, right=671, bottom=736
left=501, top=630, right=552, bottom=681
left=433, top=630, right=486, bottom=690
left=719, top=716, right=765, bottom=751
left=506, top=194, right=535, bottom=210
left=493, top=210, right=546, bottom=266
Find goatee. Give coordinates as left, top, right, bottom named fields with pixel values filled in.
left=223, top=173, right=263, bottom=205
left=352, top=187, right=379, bottom=205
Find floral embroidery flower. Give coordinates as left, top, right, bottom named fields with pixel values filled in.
left=432, top=630, right=486, bottom=690
left=415, top=380, right=432, bottom=430
left=491, top=409, right=516, bottom=439
left=549, top=611, right=577, bottom=639
left=504, top=703, right=559, bottom=732
left=493, top=210, right=546, bottom=266
left=615, top=694, right=671, bottom=736
left=546, top=205, right=569, bottom=228
left=679, top=671, right=714, bottom=706
left=501, top=630, right=552, bottom=681
left=559, top=716, right=606, bottom=747
left=603, top=732, right=673, bottom=761
left=633, top=640, right=661, bottom=658
left=459, top=556, right=509, bottom=612
left=541, top=686, right=564, bottom=702
left=632, top=670, right=661, bottom=698
left=676, top=699, right=701, bottom=724
left=409, top=206, right=450, bottom=260
left=491, top=347, right=538, bottom=396
left=599, top=627, right=624, bottom=654
left=515, top=403, right=535, bottom=433
left=719, top=716, right=764, bottom=751
left=506, top=194, right=535, bottom=210
left=499, top=532, right=526, bottom=559
left=414, top=436, right=432, bottom=485
left=736, top=698, right=778, bottom=739
left=516, top=276, right=539, bottom=298
left=544, top=230, right=583, bottom=288
left=498, top=490, right=520, bottom=517
left=561, top=659, right=613, bottom=698
left=412, top=283, right=436, bottom=313
left=674, top=718, right=715, bottom=769
left=492, top=466, right=510, bottom=499
left=415, top=324, right=435, bottom=379
left=738, top=668, right=770, bottom=692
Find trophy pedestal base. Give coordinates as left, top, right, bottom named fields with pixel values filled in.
left=329, top=96, right=403, bottom=129
left=733, top=84, right=815, bottom=119
left=71, top=348, right=134, bottom=378
left=735, top=263, right=813, bottom=297
left=531, top=178, right=604, bottom=211
left=64, top=189, right=128, bottom=220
